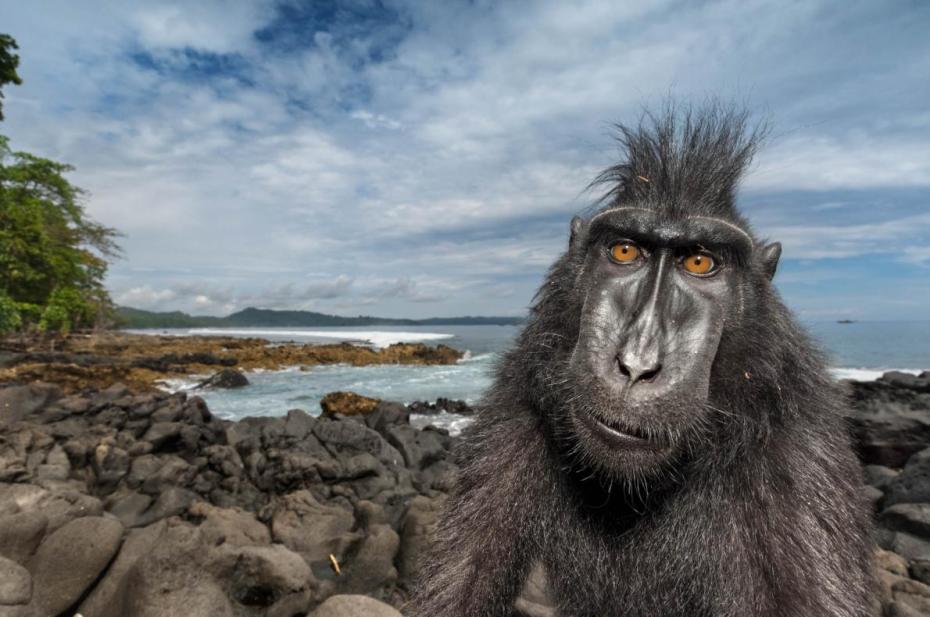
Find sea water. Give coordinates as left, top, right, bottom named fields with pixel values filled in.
left=138, top=321, right=930, bottom=430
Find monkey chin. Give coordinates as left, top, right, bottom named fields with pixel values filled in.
left=569, top=408, right=678, bottom=481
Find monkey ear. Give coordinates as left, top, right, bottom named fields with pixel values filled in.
left=569, top=216, right=585, bottom=251
left=760, top=242, right=782, bottom=280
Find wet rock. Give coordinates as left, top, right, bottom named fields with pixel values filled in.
left=0, top=556, right=31, bottom=605
left=320, top=391, right=381, bottom=417
left=27, top=516, right=124, bottom=616
left=311, top=594, right=403, bottom=617
left=197, top=368, right=249, bottom=389
left=407, top=398, right=474, bottom=416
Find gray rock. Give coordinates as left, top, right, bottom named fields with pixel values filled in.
left=210, top=543, right=315, bottom=606
left=105, top=490, right=153, bottom=528
left=197, top=368, right=249, bottom=389
left=271, top=490, right=358, bottom=569
left=120, top=522, right=232, bottom=617
left=883, top=503, right=930, bottom=539
left=384, top=424, right=447, bottom=470
left=143, top=421, right=183, bottom=451
left=886, top=449, right=930, bottom=506
left=188, top=501, right=270, bottom=547
left=135, top=487, right=198, bottom=527
left=864, top=464, right=899, bottom=489
left=0, top=512, right=47, bottom=564
left=0, top=383, right=61, bottom=426
left=124, top=581, right=234, bottom=617
left=311, top=595, right=402, bottom=617
left=0, top=556, right=31, bottom=605
left=27, top=516, right=124, bottom=616
left=397, top=495, right=445, bottom=582
left=78, top=520, right=167, bottom=617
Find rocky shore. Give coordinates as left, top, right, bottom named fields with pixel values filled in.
left=0, top=332, right=463, bottom=394
left=0, top=361, right=928, bottom=615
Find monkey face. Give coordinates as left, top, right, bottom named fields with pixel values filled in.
left=560, top=207, right=778, bottom=478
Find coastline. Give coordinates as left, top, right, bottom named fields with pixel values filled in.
left=1, top=333, right=929, bottom=615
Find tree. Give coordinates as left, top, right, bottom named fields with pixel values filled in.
left=0, top=34, right=120, bottom=335
left=0, top=34, right=23, bottom=121
left=0, top=138, right=121, bottom=333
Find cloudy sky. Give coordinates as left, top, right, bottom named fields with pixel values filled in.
left=3, top=1, right=929, bottom=319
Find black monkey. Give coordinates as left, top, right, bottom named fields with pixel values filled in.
left=411, top=105, right=875, bottom=617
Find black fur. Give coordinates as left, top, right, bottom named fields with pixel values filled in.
left=411, top=103, right=875, bottom=617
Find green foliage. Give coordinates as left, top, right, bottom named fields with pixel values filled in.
left=39, top=287, right=93, bottom=336
left=0, top=34, right=23, bottom=121
left=0, top=135, right=121, bottom=334
left=0, top=291, right=21, bottom=333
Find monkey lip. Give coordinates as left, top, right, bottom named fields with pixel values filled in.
left=577, top=412, right=667, bottom=451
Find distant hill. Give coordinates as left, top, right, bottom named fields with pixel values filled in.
left=115, top=306, right=525, bottom=329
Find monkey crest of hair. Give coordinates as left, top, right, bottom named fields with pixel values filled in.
left=411, top=103, right=876, bottom=617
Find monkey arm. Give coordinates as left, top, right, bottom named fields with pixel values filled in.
left=409, top=410, right=551, bottom=617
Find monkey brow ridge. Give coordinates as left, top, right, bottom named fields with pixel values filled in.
left=589, top=207, right=755, bottom=244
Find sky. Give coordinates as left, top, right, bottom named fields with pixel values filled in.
left=2, top=0, right=929, bottom=320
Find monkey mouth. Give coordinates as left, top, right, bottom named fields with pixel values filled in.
left=577, top=411, right=668, bottom=451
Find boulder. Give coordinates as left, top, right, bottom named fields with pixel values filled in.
left=209, top=543, right=315, bottom=608
left=885, top=449, right=930, bottom=506
left=78, top=520, right=167, bottom=617
left=883, top=503, right=930, bottom=539
left=198, top=368, right=249, bottom=389
left=0, top=512, right=47, bottom=565
left=120, top=522, right=233, bottom=617
left=27, top=516, right=124, bottom=616
left=847, top=380, right=930, bottom=467
left=0, top=556, right=31, bottom=606
left=398, top=495, right=446, bottom=582
left=311, top=594, right=403, bottom=617
left=270, top=490, right=358, bottom=572
left=321, top=392, right=381, bottom=417
left=188, top=501, right=270, bottom=547
left=0, top=383, right=61, bottom=426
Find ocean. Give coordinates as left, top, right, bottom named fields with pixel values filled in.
left=141, top=321, right=930, bottom=428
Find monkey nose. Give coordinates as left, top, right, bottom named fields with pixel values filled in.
left=616, top=353, right=662, bottom=388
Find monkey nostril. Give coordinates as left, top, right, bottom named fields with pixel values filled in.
left=616, top=356, right=662, bottom=386
left=617, top=358, right=632, bottom=378
left=639, top=364, right=662, bottom=382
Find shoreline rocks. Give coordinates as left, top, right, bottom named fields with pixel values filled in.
left=0, top=332, right=464, bottom=393
left=0, top=381, right=459, bottom=615
left=0, top=369, right=927, bottom=615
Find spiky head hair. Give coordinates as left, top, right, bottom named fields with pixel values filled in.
left=593, top=102, right=765, bottom=221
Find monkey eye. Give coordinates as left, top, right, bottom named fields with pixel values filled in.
left=608, top=242, right=641, bottom=264
left=681, top=252, right=717, bottom=276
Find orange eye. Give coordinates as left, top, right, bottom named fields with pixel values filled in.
left=609, top=243, right=640, bottom=263
left=682, top=253, right=715, bottom=275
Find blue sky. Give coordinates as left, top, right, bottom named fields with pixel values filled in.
left=3, top=0, right=929, bottom=320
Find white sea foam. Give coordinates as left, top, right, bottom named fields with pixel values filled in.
left=829, top=367, right=922, bottom=381
left=186, top=328, right=454, bottom=349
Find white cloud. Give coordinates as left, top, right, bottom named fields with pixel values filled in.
left=3, top=0, right=929, bottom=319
